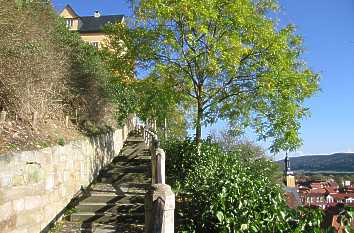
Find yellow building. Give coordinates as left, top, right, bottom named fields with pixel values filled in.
left=284, top=155, right=296, bottom=188
left=59, top=5, right=124, bottom=48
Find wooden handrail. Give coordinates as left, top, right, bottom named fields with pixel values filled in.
left=138, top=124, right=165, bottom=185
left=138, top=122, right=175, bottom=233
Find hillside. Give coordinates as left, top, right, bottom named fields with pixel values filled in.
left=0, top=1, right=126, bottom=154
left=278, top=153, right=354, bottom=172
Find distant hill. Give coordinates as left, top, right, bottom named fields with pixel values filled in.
left=278, top=153, right=354, bottom=172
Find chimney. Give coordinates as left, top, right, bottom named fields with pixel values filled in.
left=94, top=10, right=101, bottom=18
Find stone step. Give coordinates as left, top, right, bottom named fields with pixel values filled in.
left=116, top=183, right=150, bottom=193
left=80, top=195, right=145, bottom=205
left=100, top=165, right=150, bottom=174
left=60, top=134, right=150, bottom=232
left=88, top=183, right=149, bottom=196
left=126, top=137, right=145, bottom=143
left=119, top=146, right=149, bottom=158
left=98, top=172, right=150, bottom=183
left=76, top=203, right=144, bottom=213
left=111, top=157, right=151, bottom=165
left=70, top=211, right=144, bottom=223
left=61, top=221, right=144, bottom=233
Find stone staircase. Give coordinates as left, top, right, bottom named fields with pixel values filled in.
left=59, top=134, right=151, bottom=233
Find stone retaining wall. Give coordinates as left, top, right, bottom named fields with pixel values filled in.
left=0, top=122, right=133, bottom=233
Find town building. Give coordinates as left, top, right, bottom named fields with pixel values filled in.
left=59, top=5, right=124, bottom=49
left=282, top=156, right=354, bottom=231
left=284, top=154, right=296, bottom=188
left=298, top=180, right=354, bottom=209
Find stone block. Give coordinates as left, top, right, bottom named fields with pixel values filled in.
left=25, top=164, right=44, bottom=184
left=0, top=214, right=17, bottom=233
left=0, top=153, right=13, bottom=167
left=7, top=228, right=27, bottom=233
left=44, top=203, right=58, bottom=222
left=0, top=175, right=12, bottom=187
left=45, top=175, right=54, bottom=191
left=1, top=183, right=45, bottom=203
left=24, top=196, right=42, bottom=210
left=12, top=175, right=25, bottom=186
left=18, top=151, right=36, bottom=163
left=65, top=159, right=74, bottom=170
left=0, top=201, right=13, bottom=221
left=26, top=224, right=41, bottom=233
left=15, top=209, right=43, bottom=228
left=13, top=198, right=25, bottom=212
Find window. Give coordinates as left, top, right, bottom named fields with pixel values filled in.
left=90, top=42, right=100, bottom=48
left=65, top=19, right=73, bottom=28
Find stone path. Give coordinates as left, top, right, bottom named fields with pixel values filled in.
left=59, top=134, right=151, bottom=233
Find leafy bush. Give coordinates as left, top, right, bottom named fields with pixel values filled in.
left=165, top=139, right=324, bottom=232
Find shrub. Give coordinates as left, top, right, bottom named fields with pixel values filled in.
left=165, top=139, right=324, bottom=232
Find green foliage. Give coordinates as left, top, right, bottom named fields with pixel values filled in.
left=135, top=76, right=178, bottom=123
left=135, top=75, right=189, bottom=138
left=106, top=78, right=137, bottom=127
left=57, top=137, right=65, bottom=146
left=165, top=139, right=325, bottom=232
left=104, top=23, right=189, bottom=137
left=112, top=0, right=319, bottom=152
left=48, top=222, right=64, bottom=233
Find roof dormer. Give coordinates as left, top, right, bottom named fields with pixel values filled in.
left=59, top=5, right=80, bottom=31
left=59, top=4, right=79, bottom=19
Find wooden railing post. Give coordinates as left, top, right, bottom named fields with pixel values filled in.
left=32, top=111, right=38, bottom=129
left=0, top=111, right=6, bottom=122
left=155, top=149, right=165, bottom=184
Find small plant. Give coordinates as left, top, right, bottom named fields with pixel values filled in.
left=57, top=137, right=65, bottom=146
left=64, top=207, right=77, bottom=217
left=36, top=140, right=49, bottom=148
left=7, top=143, right=17, bottom=150
left=48, top=222, right=64, bottom=233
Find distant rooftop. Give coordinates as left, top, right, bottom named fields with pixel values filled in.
left=79, top=15, right=124, bottom=33
left=60, top=4, right=124, bottom=33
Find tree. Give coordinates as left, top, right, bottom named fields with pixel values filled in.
left=134, top=74, right=189, bottom=139
left=107, top=0, right=319, bottom=152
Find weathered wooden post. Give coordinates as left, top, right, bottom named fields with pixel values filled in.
left=145, top=184, right=175, bottom=233
left=75, top=109, right=78, bottom=125
left=32, top=111, right=38, bottom=129
left=154, top=148, right=165, bottom=184
left=65, top=115, right=69, bottom=128
left=150, top=135, right=159, bottom=185
left=0, top=111, right=6, bottom=122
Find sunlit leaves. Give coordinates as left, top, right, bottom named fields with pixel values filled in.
left=165, top=139, right=325, bottom=232
left=113, top=0, right=319, bottom=152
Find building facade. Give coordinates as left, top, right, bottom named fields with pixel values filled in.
left=59, top=5, right=124, bottom=48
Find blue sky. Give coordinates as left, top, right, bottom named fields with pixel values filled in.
left=52, top=0, right=354, bottom=159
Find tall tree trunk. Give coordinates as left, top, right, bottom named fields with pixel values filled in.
left=195, top=94, right=203, bottom=155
